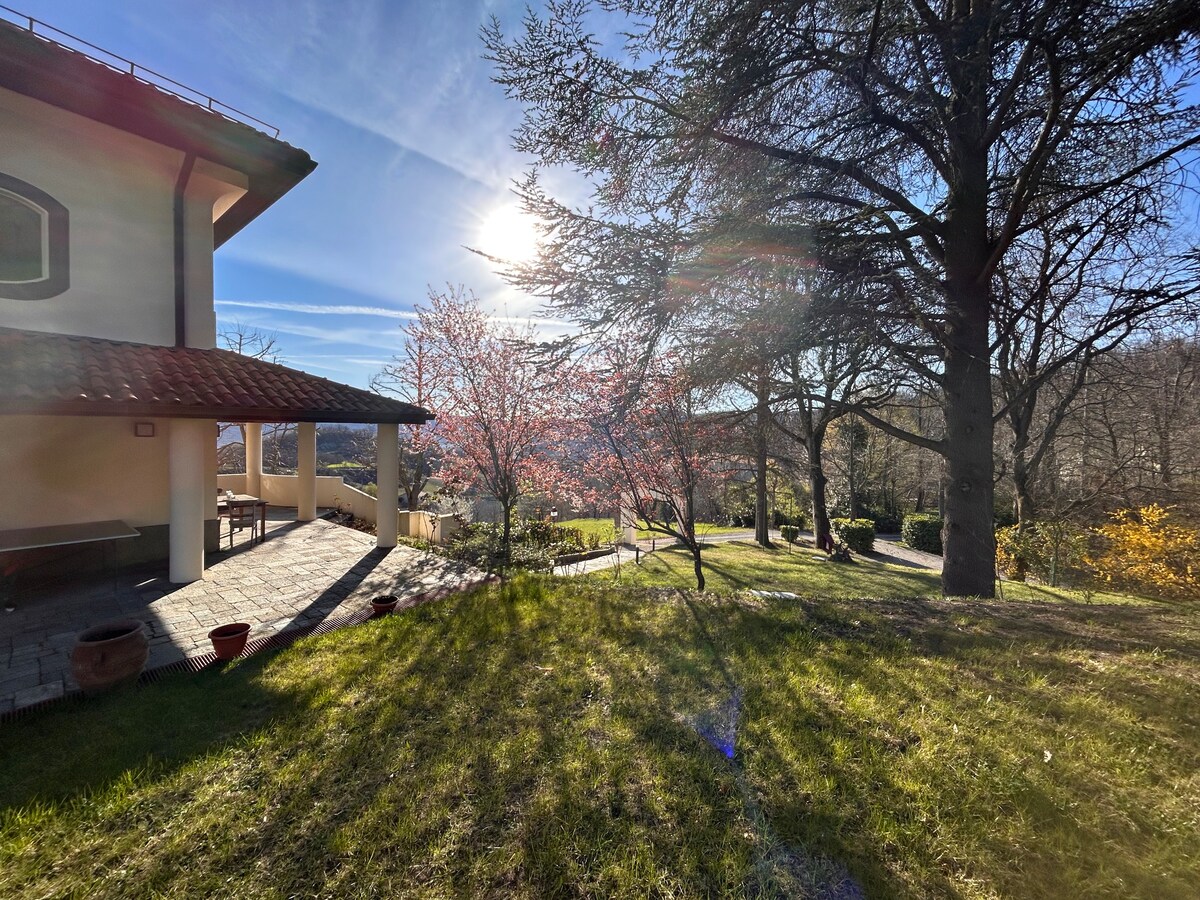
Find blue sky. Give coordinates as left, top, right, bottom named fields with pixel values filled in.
left=11, top=0, right=557, bottom=387
left=9, top=3, right=1198, bottom=390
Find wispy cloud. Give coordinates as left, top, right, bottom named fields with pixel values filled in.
left=216, top=299, right=416, bottom=319
left=215, top=297, right=577, bottom=335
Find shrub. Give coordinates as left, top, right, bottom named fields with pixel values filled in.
left=772, top=509, right=809, bottom=530
left=510, top=520, right=587, bottom=554
left=444, top=521, right=573, bottom=573
left=995, top=521, right=1089, bottom=586
left=864, top=508, right=904, bottom=534
left=780, top=524, right=800, bottom=545
left=444, top=523, right=503, bottom=570
left=902, top=514, right=943, bottom=555
left=831, top=518, right=875, bottom=553
left=993, top=505, right=1018, bottom=528
left=507, top=544, right=556, bottom=572
left=1087, top=504, right=1200, bottom=600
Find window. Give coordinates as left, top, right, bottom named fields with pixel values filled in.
left=0, top=173, right=68, bottom=300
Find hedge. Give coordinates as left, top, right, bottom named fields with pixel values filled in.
left=831, top=517, right=875, bottom=553
left=902, top=514, right=943, bottom=555
left=780, top=524, right=801, bottom=545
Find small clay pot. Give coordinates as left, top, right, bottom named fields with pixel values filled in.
left=208, top=622, right=252, bottom=660
left=71, top=619, right=149, bottom=695
left=370, top=595, right=399, bottom=616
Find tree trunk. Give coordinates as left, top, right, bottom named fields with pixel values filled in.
left=751, top=365, right=772, bottom=547
left=807, top=425, right=832, bottom=553
left=847, top=423, right=860, bottom=520
left=1010, top=457, right=1036, bottom=583
left=683, top=482, right=705, bottom=589
left=940, top=96, right=996, bottom=598
left=1013, top=466, right=1036, bottom=530
left=754, top=423, right=771, bottom=547
left=501, top=500, right=514, bottom=572
left=940, top=325, right=997, bottom=597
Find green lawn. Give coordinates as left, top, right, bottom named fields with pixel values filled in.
left=608, top=539, right=1154, bottom=604
left=558, top=517, right=748, bottom=542
left=2, top=578, right=1197, bottom=897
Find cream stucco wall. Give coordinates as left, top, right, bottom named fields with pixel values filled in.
left=0, top=414, right=172, bottom=530
left=0, top=86, right=246, bottom=349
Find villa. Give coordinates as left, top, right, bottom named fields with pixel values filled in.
left=0, top=15, right=429, bottom=586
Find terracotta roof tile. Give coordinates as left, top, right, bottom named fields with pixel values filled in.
left=0, top=327, right=431, bottom=424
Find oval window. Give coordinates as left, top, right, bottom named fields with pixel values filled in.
left=0, top=173, right=69, bottom=300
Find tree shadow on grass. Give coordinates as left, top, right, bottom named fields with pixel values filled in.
left=0, top=648, right=285, bottom=810
left=4, top=580, right=1197, bottom=897
left=655, top=592, right=1200, bottom=897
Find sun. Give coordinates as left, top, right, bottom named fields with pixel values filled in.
left=476, top=203, right=540, bottom=263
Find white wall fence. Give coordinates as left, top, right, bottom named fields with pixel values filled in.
left=216, top=472, right=459, bottom=544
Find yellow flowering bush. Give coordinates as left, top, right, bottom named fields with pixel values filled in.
left=1087, top=504, right=1200, bottom=600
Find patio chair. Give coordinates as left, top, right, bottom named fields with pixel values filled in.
left=226, top=500, right=258, bottom=547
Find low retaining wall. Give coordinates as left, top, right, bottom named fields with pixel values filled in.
left=218, top=473, right=459, bottom=544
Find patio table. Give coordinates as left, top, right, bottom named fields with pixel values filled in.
left=217, top=494, right=268, bottom=543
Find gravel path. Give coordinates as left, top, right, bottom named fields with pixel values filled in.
left=867, top=536, right=944, bottom=572
left=553, top=530, right=945, bottom=576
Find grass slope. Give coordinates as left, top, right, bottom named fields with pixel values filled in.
left=610, top=540, right=1152, bottom=604
left=2, top=579, right=1197, bottom=897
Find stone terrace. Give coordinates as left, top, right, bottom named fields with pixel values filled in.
left=1, top=513, right=480, bottom=713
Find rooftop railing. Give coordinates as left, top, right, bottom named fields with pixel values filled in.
left=0, top=4, right=281, bottom=139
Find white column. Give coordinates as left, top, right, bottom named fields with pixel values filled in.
left=169, top=418, right=208, bottom=583
left=204, top=421, right=218, bottom=523
left=376, top=422, right=399, bottom=549
left=245, top=422, right=263, bottom=497
left=297, top=421, right=316, bottom=521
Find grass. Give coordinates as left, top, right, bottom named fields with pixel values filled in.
left=607, top=539, right=1156, bottom=605
left=559, top=517, right=749, bottom=542
left=2, top=577, right=1197, bottom=897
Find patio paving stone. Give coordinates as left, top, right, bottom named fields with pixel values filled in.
left=2, top=513, right=481, bottom=713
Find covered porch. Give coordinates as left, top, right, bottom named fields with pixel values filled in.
left=1, top=514, right=480, bottom=714
left=0, top=327, right=432, bottom=584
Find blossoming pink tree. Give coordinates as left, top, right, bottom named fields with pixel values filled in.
left=583, top=348, right=726, bottom=590
left=407, top=285, right=580, bottom=565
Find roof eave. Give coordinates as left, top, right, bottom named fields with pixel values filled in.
left=0, top=400, right=433, bottom=425
left=0, top=21, right=317, bottom=246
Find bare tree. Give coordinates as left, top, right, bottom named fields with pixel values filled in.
left=586, top=347, right=725, bottom=590
left=216, top=323, right=293, bottom=473
left=994, top=207, right=1199, bottom=532
left=486, top=0, right=1200, bottom=596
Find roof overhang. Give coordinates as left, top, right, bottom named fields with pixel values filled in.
left=0, top=20, right=316, bottom=247
left=0, top=400, right=426, bottom=425
left=0, top=327, right=432, bottom=426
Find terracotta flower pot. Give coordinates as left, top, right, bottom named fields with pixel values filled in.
left=71, top=619, right=149, bottom=695
left=208, top=622, right=251, bottom=660
left=370, top=595, right=399, bottom=616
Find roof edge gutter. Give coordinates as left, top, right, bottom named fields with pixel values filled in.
left=173, top=152, right=196, bottom=348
